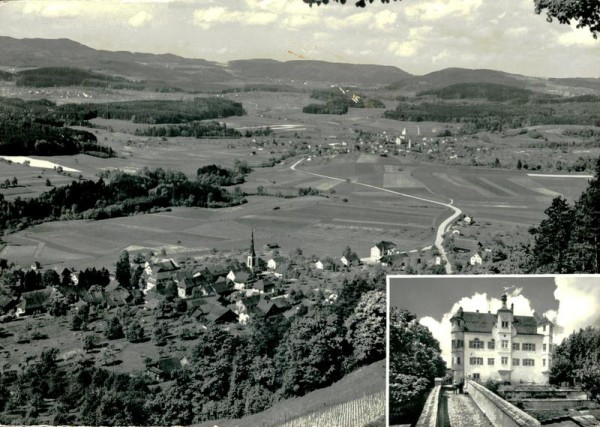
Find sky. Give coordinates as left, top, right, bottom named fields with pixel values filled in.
left=389, top=275, right=600, bottom=363
left=0, top=0, right=598, bottom=78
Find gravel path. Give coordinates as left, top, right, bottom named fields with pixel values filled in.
left=446, top=390, right=493, bottom=426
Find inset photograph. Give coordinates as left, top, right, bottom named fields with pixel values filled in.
left=387, top=275, right=600, bottom=426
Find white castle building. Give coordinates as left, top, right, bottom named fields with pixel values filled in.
left=450, top=294, right=554, bottom=384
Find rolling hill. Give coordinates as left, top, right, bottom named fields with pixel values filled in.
left=0, top=37, right=598, bottom=94
left=388, top=67, right=532, bottom=91
left=228, top=58, right=413, bottom=86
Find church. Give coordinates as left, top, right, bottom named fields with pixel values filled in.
left=450, top=294, right=554, bottom=384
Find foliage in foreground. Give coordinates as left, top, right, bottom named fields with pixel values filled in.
left=0, top=274, right=385, bottom=425
left=550, top=327, right=600, bottom=402
left=388, top=308, right=446, bottom=424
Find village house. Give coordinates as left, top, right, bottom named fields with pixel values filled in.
left=104, top=281, right=133, bottom=308
left=16, top=287, right=61, bottom=317
left=470, top=252, right=483, bottom=266
left=267, top=256, right=286, bottom=270
left=450, top=294, right=554, bottom=384
left=272, top=261, right=292, bottom=279
left=143, top=258, right=180, bottom=294
left=255, top=297, right=291, bottom=320
left=227, top=269, right=251, bottom=290
left=0, top=295, right=18, bottom=315
left=146, top=355, right=189, bottom=382
left=341, top=252, right=361, bottom=268
left=175, top=272, right=196, bottom=299
left=253, top=278, right=275, bottom=294
left=452, top=237, right=482, bottom=254
left=370, top=241, right=397, bottom=262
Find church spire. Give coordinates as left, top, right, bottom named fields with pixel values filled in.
left=247, top=229, right=257, bottom=271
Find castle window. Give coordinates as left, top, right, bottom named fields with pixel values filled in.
left=501, top=321, right=509, bottom=328
left=473, top=373, right=481, bottom=380
left=501, top=357, right=508, bottom=365
left=487, top=358, right=495, bottom=366
left=457, top=357, right=461, bottom=365
left=452, top=339, right=456, bottom=349
left=523, top=343, right=536, bottom=351
left=523, top=359, right=535, bottom=366
left=470, top=357, right=483, bottom=365
left=469, top=338, right=484, bottom=349
left=512, top=343, right=520, bottom=351
left=513, top=358, right=520, bottom=366
left=488, top=339, right=495, bottom=350
left=543, top=344, right=547, bottom=351
left=543, top=359, right=546, bottom=367
left=501, top=340, right=508, bottom=349
left=543, top=325, right=546, bottom=332
left=457, top=340, right=464, bottom=349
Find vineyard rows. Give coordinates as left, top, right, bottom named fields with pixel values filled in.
left=277, top=391, right=385, bottom=427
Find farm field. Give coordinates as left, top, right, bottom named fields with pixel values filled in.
left=1, top=148, right=591, bottom=272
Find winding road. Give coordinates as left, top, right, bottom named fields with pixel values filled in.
left=290, top=159, right=462, bottom=274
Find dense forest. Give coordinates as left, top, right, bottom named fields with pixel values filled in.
left=303, top=88, right=385, bottom=115
left=56, top=97, right=246, bottom=124
left=1, top=67, right=182, bottom=92
left=0, top=166, right=249, bottom=234
left=134, top=121, right=272, bottom=140
left=418, top=82, right=533, bottom=102
left=13, top=67, right=146, bottom=91
left=384, top=99, right=600, bottom=132
left=0, top=96, right=247, bottom=155
left=0, top=273, right=385, bottom=425
left=0, top=97, right=103, bottom=156
left=486, top=157, right=600, bottom=274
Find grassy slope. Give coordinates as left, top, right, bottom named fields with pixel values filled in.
left=197, top=359, right=385, bottom=427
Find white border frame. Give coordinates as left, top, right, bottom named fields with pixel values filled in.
left=385, top=273, right=600, bottom=426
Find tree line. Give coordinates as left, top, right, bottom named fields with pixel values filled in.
left=0, top=166, right=250, bottom=235
left=485, top=157, right=600, bottom=274
left=383, top=99, right=600, bottom=133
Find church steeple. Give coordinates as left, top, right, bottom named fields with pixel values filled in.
left=247, top=229, right=257, bottom=271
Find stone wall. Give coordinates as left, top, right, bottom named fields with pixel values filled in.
left=416, top=385, right=441, bottom=427
left=467, top=380, right=541, bottom=427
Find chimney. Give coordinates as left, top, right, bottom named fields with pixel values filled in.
left=476, top=310, right=479, bottom=313
left=511, top=303, right=514, bottom=312
left=488, top=310, right=491, bottom=314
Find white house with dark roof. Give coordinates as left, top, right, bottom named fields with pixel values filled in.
left=227, top=270, right=250, bottom=290
left=450, top=294, right=554, bottom=384
left=370, top=241, right=397, bottom=262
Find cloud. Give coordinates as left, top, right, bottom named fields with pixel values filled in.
left=374, top=10, right=397, bottom=30
left=22, top=2, right=82, bottom=18
left=552, top=276, right=600, bottom=341
left=128, top=11, right=153, bottom=28
left=387, top=26, right=432, bottom=58
left=388, top=40, right=419, bottom=57
left=405, top=0, right=483, bottom=21
left=192, top=6, right=277, bottom=29
left=557, top=28, right=598, bottom=47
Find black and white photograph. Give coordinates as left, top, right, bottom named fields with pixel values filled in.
left=0, top=0, right=598, bottom=425
left=388, top=275, right=600, bottom=426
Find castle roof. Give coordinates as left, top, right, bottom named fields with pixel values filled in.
left=451, top=310, right=550, bottom=335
